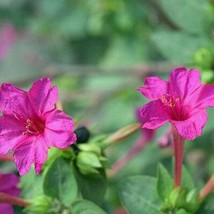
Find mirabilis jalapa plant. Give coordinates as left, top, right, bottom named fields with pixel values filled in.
left=2, top=67, right=214, bottom=214
left=125, top=66, right=214, bottom=213
left=138, top=67, right=214, bottom=187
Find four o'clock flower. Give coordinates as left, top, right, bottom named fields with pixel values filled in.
left=138, top=67, right=214, bottom=187
left=0, top=171, right=20, bottom=214
left=0, top=78, right=76, bottom=175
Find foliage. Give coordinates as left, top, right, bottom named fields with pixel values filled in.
left=0, top=0, right=214, bottom=214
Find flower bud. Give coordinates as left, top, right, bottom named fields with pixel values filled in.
left=25, top=195, right=54, bottom=214
left=74, top=126, right=91, bottom=144
left=105, top=123, right=140, bottom=144
left=76, top=151, right=103, bottom=175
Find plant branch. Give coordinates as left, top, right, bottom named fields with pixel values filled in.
left=0, top=192, right=30, bottom=207
left=0, top=154, right=14, bottom=161
left=199, top=175, right=214, bottom=200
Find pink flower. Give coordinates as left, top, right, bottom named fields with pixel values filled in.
left=0, top=171, right=20, bottom=214
left=0, top=78, right=76, bottom=175
left=0, top=23, right=17, bottom=60
left=136, top=108, right=155, bottom=142
left=138, top=67, right=214, bottom=140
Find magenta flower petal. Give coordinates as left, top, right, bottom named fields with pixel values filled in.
left=0, top=83, right=29, bottom=116
left=172, top=120, right=196, bottom=141
left=183, top=69, right=201, bottom=101
left=45, top=109, right=76, bottom=148
left=138, top=67, right=214, bottom=140
left=34, top=137, right=49, bottom=174
left=136, top=108, right=155, bottom=140
left=0, top=77, right=76, bottom=175
left=0, top=115, right=26, bottom=154
left=172, top=109, right=208, bottom=140
left=196, top=84, right=214, bottom=108
left=0, top=204, right=13, bottom=214
left=0, top=171, right=20, bottom=214
left=138, top=76, right=168, bottom=100
left=45, top=109, right=74, bottom=132
left=13, top=138, right=35, bottom=176
left=14, top=136, right=49, bottom=175
left=169, top=68, right=201, bottom=103
left=28, top=78, right=58, bottom=116
left=0, top=173, right=20, bottom=196
left=141, top=100, right=170, bottom=129
left=190, top=109, right=208, bottom=136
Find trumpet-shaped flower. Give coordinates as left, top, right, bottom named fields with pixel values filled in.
left=0, top=78, right=76, bottom=175
left=0, top=171, right=20, bottom=214
left=138, top=67, right=214, bottom=140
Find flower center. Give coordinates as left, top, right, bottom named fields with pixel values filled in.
left=161, top=94, right=181, bottom=108
left=23, top=119, right=45, bottom=135
left=13, top=112, right=45, bottom=135
left=161, top=94, right=189, bottom=121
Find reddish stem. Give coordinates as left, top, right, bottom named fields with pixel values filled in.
left=0, top=154, right=14, bottom=161
left=199, top=175, right=214, bottom=200
left=172, top=126, right=185, bottom=187
left=109, top=137, right=147, bottom=177
left=0, top=192, right=30, bottom=206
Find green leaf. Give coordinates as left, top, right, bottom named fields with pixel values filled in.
left=119, top=176, right=163, bottom=214
left=196, top=193, right=214, bottom=214
left=24, top=195, right=54, bottom=214
left=14, top=206, right=25, bottom=214
left=74, top=166, right=107, bottom=206
left=100, top=36, right=147, bottom=68
left=20, top=169, right=43, bottom=199
left=157, top=164, right=173, bottom=201
left=71, top=199, right=107, bottom=214
left=160, top=0, right=211, bottom=33
left=175, top=209, right=189, bottom=214
left=43, top=157, right=78, bottom=205
left=182, top=166, right=195, bottom=190
left=152, top=31, right=210, bottom=64
left=78, top=144, right=101, bottom=155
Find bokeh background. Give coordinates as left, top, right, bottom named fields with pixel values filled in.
left=0, top=0, right=214, bottom=213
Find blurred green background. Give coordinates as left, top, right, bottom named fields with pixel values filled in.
left=0, top=0, right=213, bottom=130
left=0, top=0, right=214, bottom=213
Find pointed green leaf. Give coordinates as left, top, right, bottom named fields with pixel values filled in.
left=160, top=0, right=211, bottom=33
left=182, top=166, right=194, bottom=190
left=175, top=209, right=188, bottom=214
left=157, top=164, right=173, bottom=201
left=119, top=176, right=163, bottom=214
left=71, top=199, right=107, bottom=214
left=152, top=31, right=210, bottom=64
left=196, top=193, right=214, bottom=214
left=74, top=166, right=107, bottom=206
left=43, top=157, right=78, bottom=205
